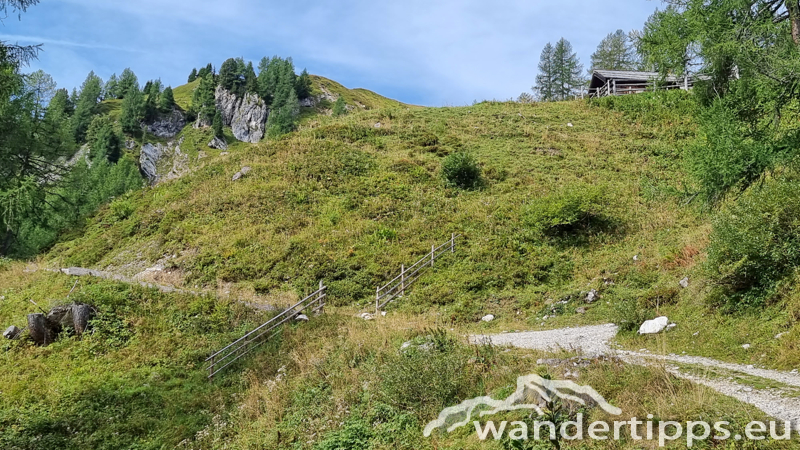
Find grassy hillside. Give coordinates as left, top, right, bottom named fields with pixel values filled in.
left=4, top=89, right=800, bottom=448
left=44, top=89, right=798, bottom=367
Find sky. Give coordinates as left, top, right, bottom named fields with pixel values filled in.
left=2, top=0, right=663, bottom=106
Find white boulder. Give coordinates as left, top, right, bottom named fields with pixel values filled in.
left=638, top=317, right=670, bottom=335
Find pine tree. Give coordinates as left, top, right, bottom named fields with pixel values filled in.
left=590, top=30, right=638, bottom=71
left=159, top=86, right=174, bottom=112
left=212, top=109, right=223, bottom=139
left=188, top=68, right=198, bottom=83
left=104, top=73, right=119, bottom=99
left=552, top=38, right=584, bottom=101
left=144, top=88, right=157, bottom=122
left=87, top=115, right=122, bottom=163
left=191, top=74, right=217, bottom=126
left=267, top=87, right=299, bottom=137
left=120, top=81, right=143, bottom=134
left=295, top=69, right=312, bottom=99
left=244, top=61, right=258, bottom=95
left=534, top=43, right=557, bottom=102
left=332, top=96, right=346, bottom=116
left=118, top=68, right=138, bottom=99
left=71, top=71, right=103, bottom=142
left=219, top=58, right=239, bottom=93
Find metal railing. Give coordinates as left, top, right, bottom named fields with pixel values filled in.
left=206, top=281, right=326, bottom=379
left=375, top=234, right=461, bottom=312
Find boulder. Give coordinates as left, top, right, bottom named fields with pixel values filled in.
left=232, top=166, right=251, bottom=181
left=638, top=317, right=670, bottom=335
left=586, top=289, right=598, bottom=303
left=679, top=277, right=689, bottom=289
left=294, top=314, right=309, bottom=322
left=208, top=136, right=228, bottom=150
left=481, top=314, right=495, bottom=322
left=359, top=313, right=374, bottom=321
left=144, top=109, right=186, bottom=138
left=3, top=325, right=20, bottom=340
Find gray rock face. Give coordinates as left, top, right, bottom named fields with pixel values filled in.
left=215, top=86, right=268, bottom=143
left=140, top=143, right=165, bottom=184
left=139, top=141, right=190, bottom=185
left=145, top=109, right=186, bottom=138
left=231, top=166, right=251, bottom=182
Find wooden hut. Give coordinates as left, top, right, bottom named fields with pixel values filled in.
left=588, top=70, right=694, bottom=98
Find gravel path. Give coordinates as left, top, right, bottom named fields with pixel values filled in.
left=471, top=324, right=800, bottom=430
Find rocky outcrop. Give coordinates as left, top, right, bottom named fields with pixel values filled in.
left=140, top=143, right=164, bottom=184
left=145, top=109, right=186, bottom=138
left=139, top=138, right=190, bottom=185
left=214, top=86, right=268, bottom=143
left=208, top=136, right=228, bottom=150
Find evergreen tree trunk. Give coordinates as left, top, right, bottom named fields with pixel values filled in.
left=788, top=1, right=800, bottom=46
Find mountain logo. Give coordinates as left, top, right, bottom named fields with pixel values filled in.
left=423, top=373, right=622, bottom=437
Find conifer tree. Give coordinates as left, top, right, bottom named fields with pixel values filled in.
left=120, top=81, right=143, bottom=133
left=71, top=71, right=103, bottom=142
left=212, top=109, right=223, bottom=139
left=332, top=96, right=346, bottom=116
left=590, top=30, right=638, bottom=71
left=219, top=58, right=239, bottom=92
left=553, top=38, right=584, bottom=100
left=244, top=61, right=258, bottom=95
left=188, top=68, right=198, bottom=83
left=87, top=115, right=122, bottom=163
left=191, top=74, right=217, bottom=126
left=295, top=69, right=312, bottom=99
left=534, top=43, right=557, bottom=101
left=104, top=73, right=119, bottom=99
left=118, top=68, right=138, bottom=99
left=159, top=86, right=174, bottom=112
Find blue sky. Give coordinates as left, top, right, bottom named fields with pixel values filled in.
left=2, top=0, right=661, bottom=106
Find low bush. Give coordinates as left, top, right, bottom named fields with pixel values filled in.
left=523, top=184, right=607, bottom=236
left=706, top=176, right=800, bottom=309
left=441, top=152, right=482, bottom=190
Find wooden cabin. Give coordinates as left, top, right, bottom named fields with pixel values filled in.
left=588, top=70, right=694, bottom=98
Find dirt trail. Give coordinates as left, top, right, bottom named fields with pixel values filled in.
left=471, top=324, right=800, bottom=430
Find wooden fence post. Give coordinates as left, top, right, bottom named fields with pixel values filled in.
left=318, top=280, right=324, bottom=313
left=431, top=245, right=435, bottom=268
left=401, top=264, right=405, bottom=296
left=376, top=286, right=379, bottom=315
left=451, top=233, right=455, bottom=253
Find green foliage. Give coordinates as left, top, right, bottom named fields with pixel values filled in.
left=591, top=29, right=639, bottom=71
left=191, top=74, right=217, bottom=125
left=103, top=73, right=118, bottom=99
left=441, top=151, right=482, bottom=189
left=187, top=67, right=197, bottom=83
left=212, top=109, right=223, bottom=139
left=332, top=96, right=347, bottom=116
left=686, top=100, right=782, bottom=202
left=266, top=86, right=299, bottom=137
left=117, top=68, right=137, bottom=99
left=109, top=198, right=135, bottom=221
left=71, top=71, right=103, bottom=143
left=119, top=80, right=143, bottom=134
left=295, top=68, right=312, bottom=99
left=523, top=184, right=607, bottom=236
left=218, top=57, right=243, bottom=95
left=707, top=176, right=800, bottom=309
left=159, top=85, right=174, bottom=112
left=535, top=39, right=584, bottom=101
left=86, top=115, right=121, bottom=163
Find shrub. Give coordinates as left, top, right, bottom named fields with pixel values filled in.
left=523, top=184, right=607, bottom=236
left=441, top=152, right=482, bottom=189
left=706, top=177, right=800, bottom=309
left=109, top=199, right=135, bottom=221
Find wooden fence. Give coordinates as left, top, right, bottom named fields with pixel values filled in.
left=206, top=281, right=326, bottom=379
left=375, top=234, right=461, bottom=313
